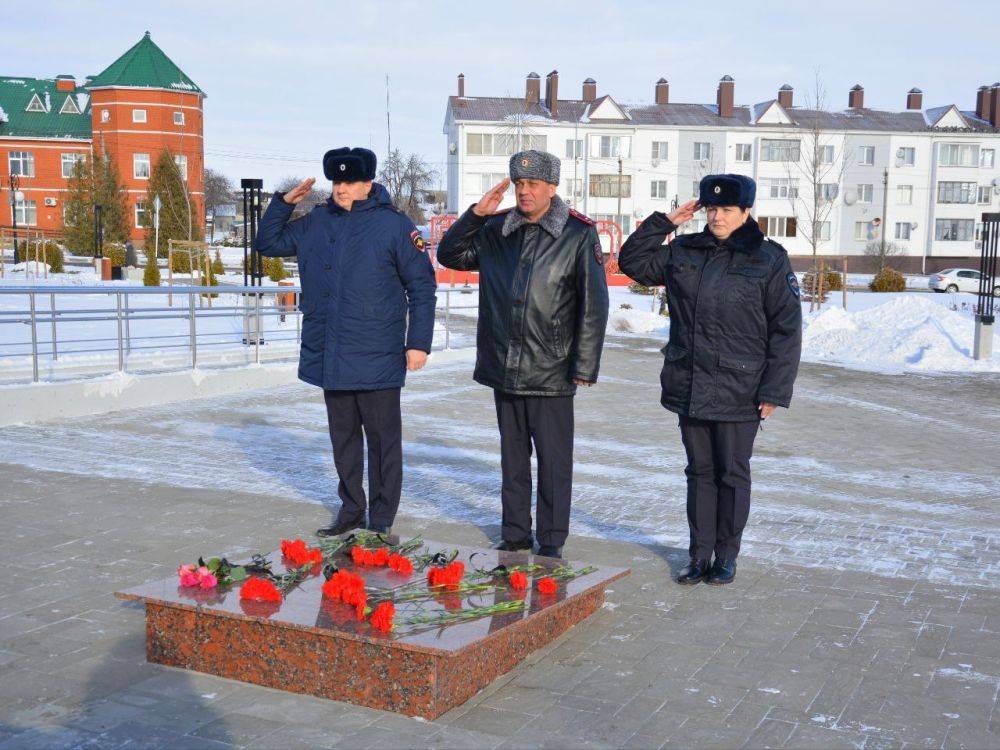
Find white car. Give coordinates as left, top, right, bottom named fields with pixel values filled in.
left=928, top=268, right=999, bottom=296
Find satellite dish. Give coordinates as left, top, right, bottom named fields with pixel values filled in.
left=448, top=142, right=457, bottom=155
left=992, top=177, right=1000, bottom=187
left=910, top=221, right=918, bottom=230
left=843, top=188, right=857, bottom=206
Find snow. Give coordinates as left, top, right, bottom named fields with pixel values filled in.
left=11, top=261, right=51, bottom=275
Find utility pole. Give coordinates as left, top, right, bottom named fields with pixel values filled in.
left=616, top=156, right=623, bottom=229
left=385, top=74, right=392, bottom=157
left=8, top=174, right=20, bottom=264
left=880, top=168, right=889, bottom=254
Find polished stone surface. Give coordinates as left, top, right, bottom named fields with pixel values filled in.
left=116, top=539, right=628, bottom=717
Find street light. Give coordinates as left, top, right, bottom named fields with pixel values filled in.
left=8, top=174, right=20, bottom=264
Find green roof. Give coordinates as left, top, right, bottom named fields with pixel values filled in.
left=0, top=77, right=92, bottom=139
left=86, top=31, right=204, bottom=95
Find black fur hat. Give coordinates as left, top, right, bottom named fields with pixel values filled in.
left=323, top=147, right=377, bottom=182
left=699, top=174, right=756, bottom=208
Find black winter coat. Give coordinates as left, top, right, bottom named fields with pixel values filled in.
left=619, top=213, right=802, bottom=422
left=437, top=197, right=609, bottom=396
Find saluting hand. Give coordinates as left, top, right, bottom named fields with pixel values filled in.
left=472, top=178, right=510, bottom=217
left=667, top=199, right=700, bottom=226
left=283, top=177, right=316, bottom=205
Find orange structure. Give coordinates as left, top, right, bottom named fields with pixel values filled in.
left=0, top=32, right=204, bottom=243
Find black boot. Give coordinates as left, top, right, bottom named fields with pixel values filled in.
left=706, top=558, right=736, bottom=585
left=675, top=558, right=711, bottom=585
left=493, top=537, right=534, bottom=552
left=536, top=545, right=562, bottom=559
left=366, top=523, right=392, bottom=535
left=316, top=515, right=364, bottom=538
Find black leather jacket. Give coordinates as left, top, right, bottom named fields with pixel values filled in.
left=619, top=213, right=802, bottom=421
left=437, top=197, right=609, bottom=396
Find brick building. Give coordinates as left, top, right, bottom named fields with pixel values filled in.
left=0, top=32, right=205, bottom=243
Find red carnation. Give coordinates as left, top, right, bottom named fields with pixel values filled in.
left=372, top=547, right=390, bottom=566
left=508, top=571, right=528, bottom=590
left=239, top=576, right=282, bottom=602
left=322, top=570, right=366, bottom=605
left=351, top=546, right=366, bottom=565
left=427, top=561, right=464, bottom=588
left=370, top=601, right=395, bottom=633
left=388, top=553, right=414, bottom=575
left=281, top=538, right=323, bottom=568
left=536, top=577, right=558, bottom=595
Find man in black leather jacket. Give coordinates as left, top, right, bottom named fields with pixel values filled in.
left=619, top=174, right=801, bottom=586
left=437, top=149, right=609, bottom=559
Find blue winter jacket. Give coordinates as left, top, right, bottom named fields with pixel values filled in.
left=254, top=183, right=437, bottom=391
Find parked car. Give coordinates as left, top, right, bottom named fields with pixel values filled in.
left=928, top=268, right=999, bottom=296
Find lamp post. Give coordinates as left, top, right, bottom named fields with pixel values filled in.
left=94, top=204, right=104, bottom=259
left=8, top=174, right=20, bottom=264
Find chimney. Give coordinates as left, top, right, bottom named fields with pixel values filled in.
left=906, top=87, right=923, bottom=110
left=849, top=84, right=864, bottom=109
left=55, top=74, right=75, bottom=93
left=976, top=85, right=991, bottom=121
left=526, top=72, right=540, bottom=104
left=457, top=73, right=465, bottom=98
left=582, top=78, right=597, bottom=102
left=777, top=84, right=793, bottom=109
left=655, top=78, right=669, bottom=105
left=717, top=75, right=734, bottom=119
left=545, top=69, right=559, bottom=117
left=991, top=83, right=1000, bottom=128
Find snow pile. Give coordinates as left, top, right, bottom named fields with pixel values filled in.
left=10, top=261, right=51, bottom=274
left=608, top=306, right=669, bottom=336
left=802, top=295, right=1000, bottom=373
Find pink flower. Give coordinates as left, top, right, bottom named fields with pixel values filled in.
left=177, top=564, right=196, bottom=575
left=179, top=571, right=200, bottom=587
left=197, top=566, right=211, bottom=578
left=199, top=573, right=218, bottom=589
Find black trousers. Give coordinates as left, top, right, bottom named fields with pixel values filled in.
left=323, top=388, right=402, bottom=528
left=678, top=415, right=760, bottom=562
left=494, top=390, right=575, bottom=548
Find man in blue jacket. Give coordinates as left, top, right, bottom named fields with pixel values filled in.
left=254, top=147, right=436, bottom=537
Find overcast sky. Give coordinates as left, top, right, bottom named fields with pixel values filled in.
left=4, top=1, right=997, bottom=190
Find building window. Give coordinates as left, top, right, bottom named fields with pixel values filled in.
left=565, top=139, right=583, bottom=158
left=895, top=222, right=911, bottom=240
left=935, top=218, right=974, bottom=241
left=939, top=143, right=979, bottom=167
left=897, top=185, right=913, bottom=204
left=12, top=199, right=37, bottom=226
left=978, top=185, right=992, bottom=205
left=937, top=181, right=977, bottom=204
left=854, top=221, right=879, bottom=241
left=650, top=180, right=668, bottom=198
left=981, top=148, right=995, bottom=168
left=563, top=178, right=583, bottom=200
left=760, top=177, right=799, bottom=199
left=173, top=111, right=185, bottom=126
left=60, top=153, right=86, bottom=178
left=135, top=201, right=147, bottom=228
left=174, top=155, right=188, bottom=181
left=591, top=135, right=631, bottom=158
left=100, top=109, right=110, bottom=122
left=25, top=94, right=46, bottom=113
left=897, top=147, right=915, bottom=166
left=474, top=173, right=511, bottom=194
left=759, top=216, right=796, bottom=237
left=817, top=221, right=831, bottom=241
left=818, top=145, right=835, bottom=164
left=651, top=141, right=669, bottom=161
left=693, top=142, right=711, bottom=161
left=859, top=146, right=875, bottom=166
left=819, top=183, right=838, bottom=202
left=133, top=153, right=150, bottom=179
left=467, top=133, right=546, bottom=156
left=132, top=109, right=147, bottom=123
left=8, top=151, right=35, bottom=177
left=592, top=213, right=632, bottom=234
left=857, top=184, right=874, bottom=203
left=735, top=143, right=752, bottom=162
left=760, top=139, right=801, bottom=162
left=589, top=174, right=631, bottom=198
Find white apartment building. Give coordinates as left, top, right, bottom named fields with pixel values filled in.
left=443, top=71, right=1000, bottom=272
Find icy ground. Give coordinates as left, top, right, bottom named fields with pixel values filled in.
left=2, top=345, right=997, bottom=589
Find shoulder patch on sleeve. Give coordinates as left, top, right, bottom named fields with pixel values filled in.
left=409, top=229, right=426, bottom=253
left=569, top=207, right=596, bottom=226
left=593, top=239, right=604, bottom=265
left=786, top=272, right=800, bottom=299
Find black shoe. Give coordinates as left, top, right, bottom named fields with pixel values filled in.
left=705, top=558, right=736, bottom=586
left=493, top=537, right=534, bottom=552
left=536, top=545, right=562, bottom=559
left=675, top=558, right=711, bottom=585
left=706, top=558, right=737, bottom=585
left=316, top=516, right=364, bottom=538
left=366, top=523, right=391, bottom=535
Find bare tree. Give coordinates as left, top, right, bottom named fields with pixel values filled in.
left=378, top=149, right=436, bottom=225
left=275, top=176, right=327, bottom=218
left=864, top=239, right=903, bottom=274
left=785, top=72, right=853, bottom=309
left=204, top=168, right=234, bottom=243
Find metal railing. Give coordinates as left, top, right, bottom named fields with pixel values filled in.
left=0, top=285, right=478, bottom=385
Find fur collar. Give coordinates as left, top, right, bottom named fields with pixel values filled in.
left=501, top=195, right=570, bottom=238
left=686, top=216, right=764, bottom=254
